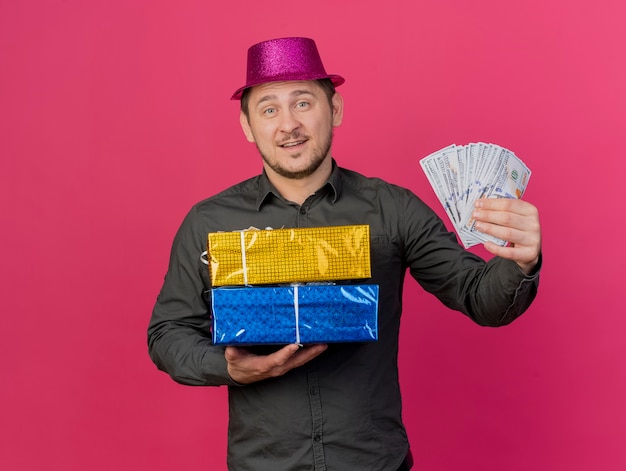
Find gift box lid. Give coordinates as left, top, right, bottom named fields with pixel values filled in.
left=208, top=225, right=371, bottom=286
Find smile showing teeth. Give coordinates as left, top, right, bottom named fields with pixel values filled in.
left=281, top=140, right=305, bottom=148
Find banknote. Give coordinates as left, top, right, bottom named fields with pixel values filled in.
left=420, top=143, right=531, bottom=248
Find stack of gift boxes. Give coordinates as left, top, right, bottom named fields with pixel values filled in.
left=207, top=225, right=379, bottom=346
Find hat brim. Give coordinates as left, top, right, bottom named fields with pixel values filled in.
left=231, top=74, right=345, bottom=100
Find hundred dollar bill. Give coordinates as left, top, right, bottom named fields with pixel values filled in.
left=420, top=143, right=531, bottom=248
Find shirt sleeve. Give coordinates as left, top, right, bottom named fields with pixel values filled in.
left=147, top=205, right=237, bottom=386
left=402, top=190, right=540, bottom=326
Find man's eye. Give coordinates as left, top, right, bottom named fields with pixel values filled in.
left=263, top=108, right=276, bottom=115
left=296, top=101, right=309, bottom=109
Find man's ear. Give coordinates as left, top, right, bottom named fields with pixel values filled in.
left=240, top=112, right=255, bottom=143
left=331, top=92, right=344, bottom=127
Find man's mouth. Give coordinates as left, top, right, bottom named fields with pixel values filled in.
left=279, top=139, right=307, bottom=148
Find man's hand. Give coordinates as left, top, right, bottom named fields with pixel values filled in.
left=472, top=198, right=541, bottom=275
left=225, top=343, right=328, bottom=385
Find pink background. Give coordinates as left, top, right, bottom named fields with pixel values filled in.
left=2, top=0, right=625, bottom=469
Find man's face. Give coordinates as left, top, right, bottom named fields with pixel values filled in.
left=240, top=80, right=343, bottom=180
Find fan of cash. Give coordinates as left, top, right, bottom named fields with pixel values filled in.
left=419, top=142, right=531, bottom=248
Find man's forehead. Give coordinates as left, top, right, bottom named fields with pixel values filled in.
left=249, top=80, right=322, bottom=103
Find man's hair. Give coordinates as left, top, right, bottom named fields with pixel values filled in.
left=240, top=78, right=337, bottom=119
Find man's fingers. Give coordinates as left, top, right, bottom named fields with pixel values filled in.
left=224, top=346, right=251, bottom=362
left=269, top=344, right=328, bottom=370
left=475, top=197, right=537, bottom=215
left=271, top=344, right=304, bottom=366
left=287, top=344, right=328, bottom=368
left=226, top=344, right=328, bottom=384
left=473, top=199, right=540, bottom=240
left=472, top=198, right=541, bottom=274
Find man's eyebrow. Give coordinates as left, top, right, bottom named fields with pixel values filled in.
left=290, top=89, right=316, bottom=98
left=255, top=94, right=277, bottom=106
left=254, top=89, right=316, bottom=106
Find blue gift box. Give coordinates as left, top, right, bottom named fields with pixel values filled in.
left=211, top=284, right=379, bottom=345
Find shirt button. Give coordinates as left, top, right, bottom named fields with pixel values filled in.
left=299, top=208, right=306, bottom=215
left=309, top=386, right=318, bottom=395
left=314, top=434, right=321, bottom=442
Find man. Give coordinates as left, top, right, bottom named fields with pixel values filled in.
left=148, top=37, right=541, bottom=470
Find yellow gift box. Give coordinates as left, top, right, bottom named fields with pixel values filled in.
left=208, top=225, right=371, bottom=286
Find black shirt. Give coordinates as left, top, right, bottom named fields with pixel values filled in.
left=148, top=162, right=540, bottom=470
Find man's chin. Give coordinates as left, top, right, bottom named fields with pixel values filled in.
left=274, top=166, right=318, bottom=180
left=263, top=156, right=327, bottom=180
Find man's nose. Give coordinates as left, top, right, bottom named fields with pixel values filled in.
left=278, top=109, right=300, bottom=133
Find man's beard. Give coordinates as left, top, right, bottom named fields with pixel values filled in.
left=258, top=129, right=334, bottom=180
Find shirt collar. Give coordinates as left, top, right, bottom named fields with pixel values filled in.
left=255, top=159, right=342, bottom=210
